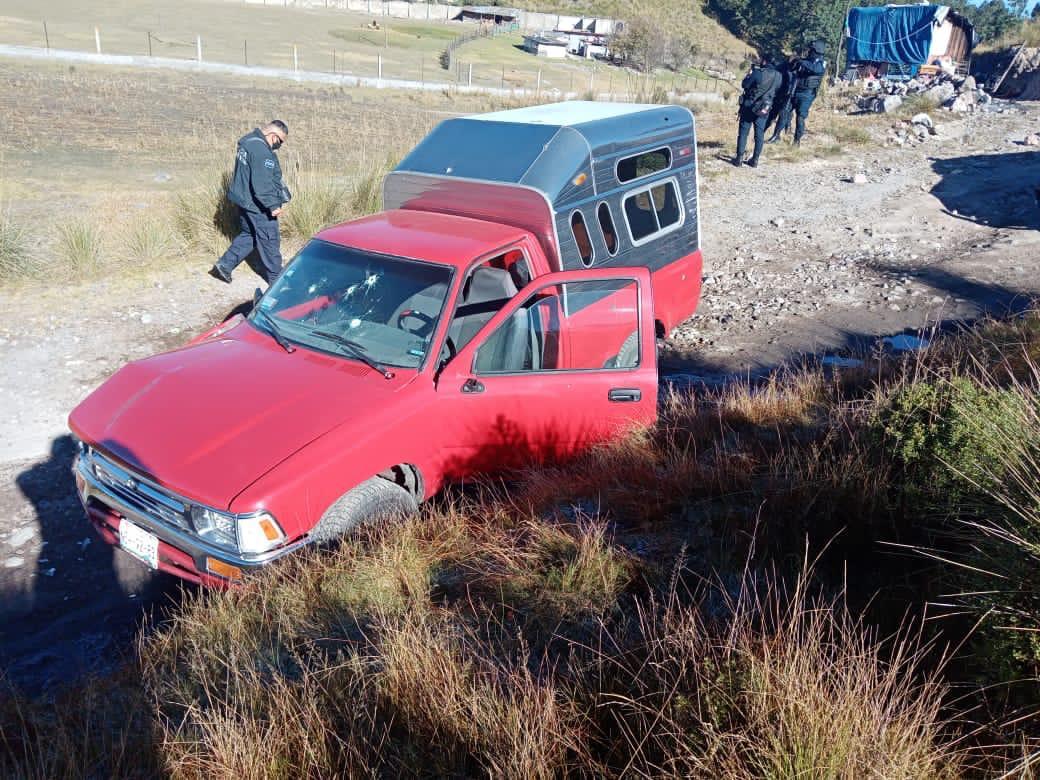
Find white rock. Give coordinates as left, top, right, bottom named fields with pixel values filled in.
left=3, top=556, right=24, bottom=568
left=140, top=313, right=153, bottom=325
left=878, top=95, right=903, bottom=113
left=925, top=82, right=956, bottom=104
left=8, top=526, right=35, bottom=548
left=910, top=113, right=933, bottom=128
left=852, top=173, right=869, bottom=185
left=1024, top=133, right=1040, bottom=147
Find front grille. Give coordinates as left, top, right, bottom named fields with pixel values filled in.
left=89, top=452, right=192, bottom=531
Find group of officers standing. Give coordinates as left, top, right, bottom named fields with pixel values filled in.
left=735, top=39, right=828, bottom=168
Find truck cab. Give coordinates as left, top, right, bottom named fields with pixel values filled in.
left=68, top=102, right=703, bottom=586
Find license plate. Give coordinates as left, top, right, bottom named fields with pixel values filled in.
left=119, top=518, right=159, bottom=569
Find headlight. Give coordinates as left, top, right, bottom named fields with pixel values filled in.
left=190, top=506, right=237, bottom=551
left=237, top=512, right=286, bottom=555
left=190, top=506, right=286, bottom=555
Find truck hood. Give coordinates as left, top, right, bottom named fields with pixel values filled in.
left=68, top=328, right=414, bottom=510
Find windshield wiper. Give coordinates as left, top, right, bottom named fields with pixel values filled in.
left=252, top=308, right=295, bottom=353
left=312, top=330, right=395, bottom=379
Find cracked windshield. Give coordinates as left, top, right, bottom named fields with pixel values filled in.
left=254, top=240, right=453, bottom=368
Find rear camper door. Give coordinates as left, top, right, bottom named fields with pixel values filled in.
left=435, top=267, right=657, bottom=477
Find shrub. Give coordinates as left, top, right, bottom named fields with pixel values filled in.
left=871, top=376, right=1032, bottom=503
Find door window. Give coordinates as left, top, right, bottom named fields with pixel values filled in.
left=474, top=279, right=640, bottom=374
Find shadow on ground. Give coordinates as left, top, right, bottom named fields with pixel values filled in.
left=930, top=150, right=1040, bottom=230
left=0, top=436, right=184, bottom=696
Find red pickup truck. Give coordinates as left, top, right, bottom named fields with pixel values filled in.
left=68, top=101, right=703, bottom=585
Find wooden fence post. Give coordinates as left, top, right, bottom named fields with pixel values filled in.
left=43, top=21, right=50, bottom=52
left=293, top=44, right=299, bottom=71
left=244, top=39, right=248, bottom=66
left=94, top=26, right=101, bottom=54
left=196, top=35, right=202, bottom=62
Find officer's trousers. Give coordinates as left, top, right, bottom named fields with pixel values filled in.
left=216, top=208, right=283, bottom=285
left=772, top=90, right=817, bottom=141
left=792, top=91, right=817, bottom=141
left=736, top=109, right=768, bottom=165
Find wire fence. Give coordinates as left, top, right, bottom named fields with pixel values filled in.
left=27, top=19, right=746, bottom=101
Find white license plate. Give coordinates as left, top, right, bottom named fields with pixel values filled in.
left=119, top=518, right=159, bottom=569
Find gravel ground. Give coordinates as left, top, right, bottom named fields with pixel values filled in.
left=664, top=99, right=1040, bottom=379
left=1, top=97, right=1038, bottom=693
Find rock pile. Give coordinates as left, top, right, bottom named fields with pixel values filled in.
left=883, top=112, right=940, bottom=147
left=855, top=72, right=991, bottom=114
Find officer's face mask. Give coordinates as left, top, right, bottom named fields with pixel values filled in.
left=269, top=134, right=285, bottom=150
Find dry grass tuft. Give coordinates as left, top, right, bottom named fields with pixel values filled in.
left=55, top=218, right=104, bottom=276
left=280, top=171, right=351, bottom=240
left=173, top=169, right=238, bottom=255
left=719, top=368, right=827, bottom=427
left=579, top=571, right=964, bottom=778
left=349, top=155, right=398, bottom=217
left=121, top=213, right=179, bottom=265
left=375, top=613, right=578, bottom=778
left=0, top=209, right=38, bottom=280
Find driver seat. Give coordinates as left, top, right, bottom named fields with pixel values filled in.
left=445, top=266, right=518, bottom=353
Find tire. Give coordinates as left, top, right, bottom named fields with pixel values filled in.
left=604, top=331, right=640, bottom=369
left=310, top=477, right=418, bottom=543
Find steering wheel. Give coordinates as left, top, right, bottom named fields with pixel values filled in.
left=397, top=308, right=436, bottom=334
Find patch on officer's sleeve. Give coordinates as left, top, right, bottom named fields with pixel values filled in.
left=264, top=159, right=275, bottom=169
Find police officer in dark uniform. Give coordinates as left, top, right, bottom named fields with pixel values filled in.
left=768, top=40, right=826, bottom=146
left=765, top=56, right=796, bottom=142
left=735, top=56, right=781, bottom=168
left=210, top=120, right=291, bottom=285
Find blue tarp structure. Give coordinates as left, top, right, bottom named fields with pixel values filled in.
left=846, top=5, right=942, bottom=65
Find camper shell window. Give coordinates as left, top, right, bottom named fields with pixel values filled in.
left=597, top=202, right=618, bottom=256
left=616, top=147, right=672, bottom=184
left=570, top=210, right=595, bottom=267
left=623, top=178, right=684, bottom=246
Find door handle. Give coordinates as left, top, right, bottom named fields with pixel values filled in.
left=608, top=388, right=641, bottom=403
left=461, top=378, right=485, bottom=394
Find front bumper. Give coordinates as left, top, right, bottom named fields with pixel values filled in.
left=74, top=452, right=307, bottom=585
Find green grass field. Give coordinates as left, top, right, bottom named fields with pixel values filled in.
left=0, top=0, right=751, bottom=93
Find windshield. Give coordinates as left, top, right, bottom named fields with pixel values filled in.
left=252, top=240, right=453, bottom=369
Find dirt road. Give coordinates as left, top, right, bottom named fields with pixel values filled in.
left=1, top=92, right=1038, bottom=692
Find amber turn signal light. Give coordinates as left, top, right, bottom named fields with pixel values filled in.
left=206, top=557, right=243, bottom=581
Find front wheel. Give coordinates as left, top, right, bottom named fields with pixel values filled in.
left=310, top=477, right=418, bottom=543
